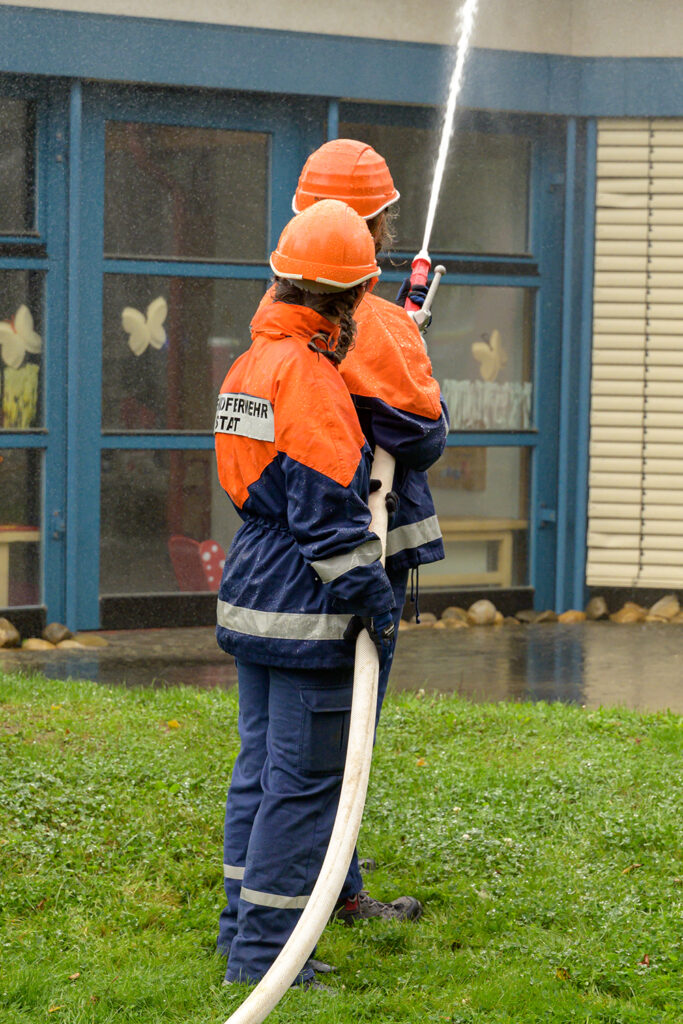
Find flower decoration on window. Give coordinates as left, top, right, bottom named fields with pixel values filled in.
left=471, top=329, right=507, bottom=382
left=0, top=305, right=42, bottom=370
left=121, top=296, right=168, bottom=356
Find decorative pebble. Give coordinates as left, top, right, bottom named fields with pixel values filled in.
left=494, top=611, right=504, bottom=625
left=0, top=617, right=21, bottom=648
left=558, top=610, right=587, bottom=623
left=648, top=594, right=680, bottom=620
left=43, top=622, right=73, bottom=645
left=398, top=619, right=414, bottom=632
left=585, top=596, right=609, bottom=620
left=432, top=620, right=446, bottom=629
left=466, top=599, right=498, bottom=626
left=410, top=612, right=437, bottom=625
left=73, top=633, right=109, bottom=647
left=22, top=637, right=55, bottom=650
left=515, top=609, right=538, bottom=624
left=443, top=617, right=469, bottom=629
left=56, top=639, right=87, bottom=649
left=503, top=616, right=522, bottom=626
left=536, top=610, right=558, bottom=624
left=441, top=606, right=468, bottom=622
left=610, top=602, right=647, bottom=624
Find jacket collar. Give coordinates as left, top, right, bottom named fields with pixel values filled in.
left=251, top=299, right=340, bottom=346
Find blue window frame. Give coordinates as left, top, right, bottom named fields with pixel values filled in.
left=0, top=77, right=69, bottom=619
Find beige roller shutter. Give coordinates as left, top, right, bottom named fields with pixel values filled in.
left=587, top=119, right=683, bottom=588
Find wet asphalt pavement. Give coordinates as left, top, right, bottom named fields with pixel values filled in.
left=1, top=622, right=682, bottom=714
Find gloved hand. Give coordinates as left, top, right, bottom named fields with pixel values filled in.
left=369, top=478, right=400, bottom=524
left=343, top=609, right=396, bottom=659
left=395, top=276, right=429, bottom=309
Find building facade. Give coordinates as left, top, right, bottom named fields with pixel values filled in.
left=0, top=0, right=682, bottom=631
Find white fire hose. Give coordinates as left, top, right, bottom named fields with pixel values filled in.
left=223, top=446, right=396, bottom=1024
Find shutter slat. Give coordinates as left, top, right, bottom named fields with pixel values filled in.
left=589, top=472, right=644, bottom=487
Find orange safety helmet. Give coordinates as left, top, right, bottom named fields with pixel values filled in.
left=292, top=139, right=400, bottom=220
left=270, top=199, right=381, bottom=290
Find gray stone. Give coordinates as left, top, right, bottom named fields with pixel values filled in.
left=515, top=609, right=538, bottom=624
left=536, top=610, right=558, bottom=624
left=585, top=596, right=609, bottom=621
left=43, top=622, right=73, bottom=645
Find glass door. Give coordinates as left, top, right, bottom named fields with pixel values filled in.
left=0, top=82, right=68, bottom=623
left=68, top=85, right=322, bottom=628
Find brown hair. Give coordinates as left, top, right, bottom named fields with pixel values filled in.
left=273, top=279, right=364, bottom=363
left=367, top=205, right=398, bottom=255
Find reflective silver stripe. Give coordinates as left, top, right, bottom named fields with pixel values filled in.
left=217, top=600, right=352, bottom=641
left=223, top=864, right=245, bottom=880
left=240, top=886, right=310, bottom=910
left=386, top=515, right=442, bottom=557
left=311, top=537, right=382, bottom=584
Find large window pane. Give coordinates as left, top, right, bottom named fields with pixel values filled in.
left=100, top=450, right=241, bottom=596
left=104, top=123, right=269, bottom=260
left=0, top=99, right=34, bottom=233
left=376, top=282, right=533, bottom=432
left=422, top=446, right=529, bottom=589
left=0, top=448, right=41, bottom=607
left=340, top=119, right=530, bottom=255
left=0, top=271, right=44, bottom=430
left=102, top=276, right=266, bottom=432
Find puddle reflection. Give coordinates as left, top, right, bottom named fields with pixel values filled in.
left=1, top=623, right=682, bottom=714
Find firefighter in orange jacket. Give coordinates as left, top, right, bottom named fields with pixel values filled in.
left=287, top=140, right=449, bottom=923
left=215, top=200, right=408, bottom=986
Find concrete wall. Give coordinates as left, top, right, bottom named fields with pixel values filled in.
left=2, top=0, right=682, bottom=58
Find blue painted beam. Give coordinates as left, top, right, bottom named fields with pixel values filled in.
left=572, top=118, right=598, bottom=609
left=0, top=5, right=681, bottom=117
left=0, top=433, right=47, bottom=448
left=103, top=259, right=272, bottom=279
left=100, top=435, right=215, bottom=450
left=446, top=432, right=538, bottom=448
left=554, top=117, right=577, bottom=612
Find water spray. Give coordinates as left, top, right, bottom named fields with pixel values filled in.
left=404, top=0, right=480, bottom=321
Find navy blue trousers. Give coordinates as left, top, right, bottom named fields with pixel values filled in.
left=217, top=569, right=408, bottom=983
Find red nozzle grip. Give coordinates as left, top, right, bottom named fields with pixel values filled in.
left=404, top=255, right=431, bottom=312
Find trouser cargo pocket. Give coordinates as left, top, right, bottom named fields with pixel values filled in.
left=298, top=682, right=353, bottom=775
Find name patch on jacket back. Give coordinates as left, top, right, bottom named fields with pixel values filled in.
left=214, top=392, right=275, bottom=442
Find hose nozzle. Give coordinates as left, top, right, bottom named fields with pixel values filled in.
left=405, top=252, right=446, bottom=335
left=404, top=250, right=431, bottom=313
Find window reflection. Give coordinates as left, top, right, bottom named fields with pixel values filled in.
left=421, top=446, right=529, bottom=589
left=0, top=448, right=41, bottom=607
left=0, top=98, right=34, bottom=233
left=340, top=118, right=530, bottom=255
left=375, top=282, right=533, bottom=432
left=0, top=271, right=44, bottom=430
left=100, top=450, right=241, bottom=595
left=102, top=276, right=266, bottom=432
left=104, top=122, right=269, bottom=260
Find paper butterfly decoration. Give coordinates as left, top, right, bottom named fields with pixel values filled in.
left=122, top=296, right=168, bottom=356
left=0, top=305, right=42, bottom=370
left=471, top=329, right=507, bottom=382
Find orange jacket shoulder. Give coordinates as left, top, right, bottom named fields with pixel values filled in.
left=274, top=339, right=365, bottom=488
left=342, top=292, right=442, bottom=420
left=218, top=333, right=364, bottom=495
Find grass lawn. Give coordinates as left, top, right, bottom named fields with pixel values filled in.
left=1, top=670, right=682, bottom=1023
